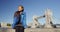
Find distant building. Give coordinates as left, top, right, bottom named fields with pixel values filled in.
left=0, top=22, right=12, bottom=28
left=1, top=22, right=7, bottom=27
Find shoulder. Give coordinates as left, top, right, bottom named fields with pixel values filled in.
left=14, top=11, right=18, bottom=14
left=15, top=11, right=19, bottom=13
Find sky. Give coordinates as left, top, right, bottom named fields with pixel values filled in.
left=0, top=0, right=60, bottom=25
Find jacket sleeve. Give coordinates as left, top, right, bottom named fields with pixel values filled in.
left=21, top=12, right=27, bottom=28
left=12, top=17, right=19, bottom=28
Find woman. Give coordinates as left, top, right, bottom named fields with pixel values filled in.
left=12, top=5, right=27, bottom=32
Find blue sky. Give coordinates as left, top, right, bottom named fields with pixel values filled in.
left=0, top=0, right=60, bottom=25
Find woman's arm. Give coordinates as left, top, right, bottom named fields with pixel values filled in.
left=12, top=15, right=19, bottom=29
left=21, top=12, right=27, bottom=28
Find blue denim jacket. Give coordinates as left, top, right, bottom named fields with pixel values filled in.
left=12, top=12, right=27, bottom=28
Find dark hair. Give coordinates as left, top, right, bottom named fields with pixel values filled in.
left=14, top=5, right=24, bottom=17
left=14, top=11, right=20, bottom=17
left=18, top=5, right=24, bottom=12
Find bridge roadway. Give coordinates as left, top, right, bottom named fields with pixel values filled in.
left=24, top=28, right=60, bottom=32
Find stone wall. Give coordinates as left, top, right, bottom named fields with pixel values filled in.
left=0, top=28, right=15, bottom=32
left=24, top=28, right=60, bottom=32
